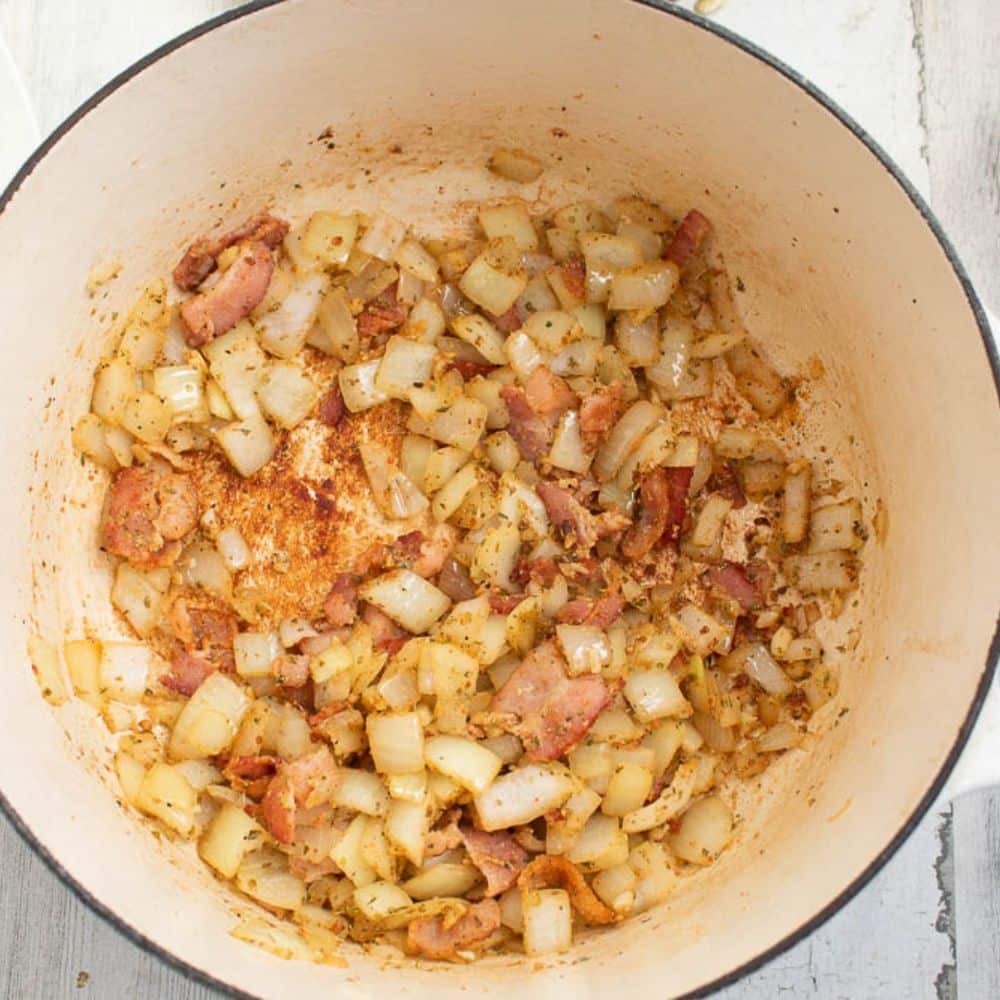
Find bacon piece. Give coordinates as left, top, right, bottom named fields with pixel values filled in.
left=522, top=366, right=578, bottom=419
left=168, top=597, right=237, bottom=671
left=323, top=573, right=359, bottom=628
left=513, top=556, right=560, bottom=587
left=585, top=593, right=624, bottom=628
left=448, top=357, right=498, bottom=380
left=412, top=523, right=458, bottom=579
left=558, top=257, right=587, bottom=301
left=518, top=854, right=618, bottom=925
left=259, top=771, right=297, bottom=844
left=223, top=755, right=278, bottom=798
left=536, top=481, right=599, bottom=549
left=579, top=384, right=626, bottom=452
left=407, top=899, right=501, bottom=961
left=437, top=557, right=478, bottom=602
left=259, top=747, right=339, bottom=844
left=357, top=282, right=408, bottom=339
left=363, top=603, right=409, bottom=654
left=101, top=466, right=199, bottom=569
left=488, top=593, right=526, bottom=614
left=180, top=241, right=275, bottom=347
left=663, top=466, right=694, bottom=544
left=173, top=211, right=289, bottom=291
left=500, top=385, right=552, bottom=460
left=556, top=593, right=624, bottom=628
left=460, top=827, right=528, bottom=896
left=273, top=653, right=311, bottom=688
left=318, top=383, right=346, bottom=427
left=706, top=562, right=759, bottom=611
left=162, top=652, right=213, bottom=697
left=488, top=304, right=522, bottom=334
left=664, top=209, right=712, bottom=268
left=490, top=642, right=610, bottom=761
left=621, top=467, right=670, bottom=560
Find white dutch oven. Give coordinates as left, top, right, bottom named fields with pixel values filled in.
left=0, top=1, right=997, bottom=996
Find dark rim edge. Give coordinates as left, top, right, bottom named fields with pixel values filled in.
left=0, top=1, right=996, bottom=998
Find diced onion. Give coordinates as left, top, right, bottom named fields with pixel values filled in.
left=622, top=758, right=700, bottom=834
left=624, top=669, right=690, bottom=723
left=199, top=802, right=261, bottom=878
left=217, top=526, right=251, bottom=571
left=100, top=642, right=152, bottom=704
left=504, top=329, right=546, bottom=380
left=257, top=273, right=326, bottom=359
left=367, top=713, right=425, bottom=775
left=740, top=643, right=793, bottom=696
left=522, top=889, right=572, bottom=956
left=566, top=812, right=629, bottom=870
left=592, top=863, right=637, bottom=915
left=135, top=762, right=197, bottom=836
left=601, top=762, right=653, bottom=817
left=237, top=848, right=306, bottom=909
left=783, top=550, right=856, bottom=593
left=359, top=441, right=429, bottom=520
left=690, top=494, right=733, bottom=548
left=470, top=521, right=521, bottom=592
left=257, top=361, right=318, bottom=429
left=169, top=673, right=250, bottom=760
left=668, top=795, right=733, bottom=865
left=425, top=734, right=502, bottom=793
left=628, top=840, right=677, bottom=912
left=555, top=625, right=610, bottom=675
left=473, top=764, right=575, bottom=831
left=332, top=769, right=390, bottom=817
left=359, top=212, right=408, bottom=262
left=593, top=400, right=662, bottom=481
left=403, top=863, right=480, bottom=901
left=670, top=604, right=732, bottom=656
left=459, top=237, right=528, bottom=315
left=479, top=202, right=539, bottom=251
left=375, top=335, right=438, bottom=399
left=809, top=498, right=863, bottom=553
left=28, top=635, right=68, bottom=706
left=359, top=570, right=451, bottom=633
left=339, top=360, right=390, bottom=413
left=214, top=412, right=275, bottom=477
left=316, top=286, right=359, bottom=362
left=385, top=799, right=428, bottom=867
left=301, top=211, right=358, bottom=267
left=608, top=260, right=679, bottom=312
left=111, top=563, right=168, bottom=637
left=353, top=881, right=412, bottom=921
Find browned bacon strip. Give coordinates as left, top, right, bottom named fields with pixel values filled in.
left=407, top=899, right=500, bottom=960
left=664, top=209, right=711, bottom=268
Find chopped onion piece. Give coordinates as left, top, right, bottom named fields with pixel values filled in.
left=474, top=764, right=575, bottom=831
left=602, top=762, right=654, bottom=817
left=353, top=881, right=412, bottom=921
left=690, top=494, right=733, bottom=548
left=359, top=570, right=451, bottom=633
left=741, top=643, right=793, bottom=696
left=28, top=635, right=68, bottom=706
left=809, top=498, right=863, bottom=553
left=375, top=335, right=437, bottom=399
left=403, top=863, right=480, bottom=901
left=135, top=762, right=197, bottom=837
left=199, top=802, right=261, bottom=878
left=214, top=411, right=275, bottom=477
left=608, top=260, right=679, bottom=312
left=622, top=758, right=700, bottom=833
left=470, top=521, right=521, bottom=592
left=449, top=313, right=507, bottom=365
left=302, top=211, right=358, bottom=267
left=339, top=360, right=390, bottom=413
left=522, top=889, right=572, bottom=956
left=316, top=286, right=359, bottom=362
left=479, top=202, right=538, bottom=251
left=332, top=769, right=390, bottom=817
left=668, top=795, right=733, bottom=865
left=169, top=673, right=250, bottom=760
left=459, top=237, right=528, bottom=316
left=624, top=669, right=690, bottom=723
left=425, top=734, right=502, bottom=793
left=556, top=624, right=610, bottom=675
left=566, top=812, right=629, bottom=870
left=217, top=526, right=251, bottom=571
left=431, top=462, right=479, bottom=522
left=359, top=212, right=407, bottom=262
left=593, top=400, right=663, bottom=481
left=258, top=273, right=326, bottom=358
left=257, top=361, right=318, bottom=429
left=504, top=329, right=546, bottom=380
left=670, top=604, right=732, bottom=656
left=359, top=441, right=429, bottom=520
left=783, top=550, right=857, bottom=592
left=233, top=631, right=281, bottom=678
left=100, top=642, right=152, bottom=704
left=367, top=713, right=425, bottom=775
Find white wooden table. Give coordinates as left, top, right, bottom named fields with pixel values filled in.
left=0, top=2, right=996, bottom=997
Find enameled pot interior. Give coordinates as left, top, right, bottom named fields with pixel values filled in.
left=1, top=1, right=997, bottom=997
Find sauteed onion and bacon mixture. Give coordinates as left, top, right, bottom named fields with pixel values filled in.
left=39, top=148, right=865, bottom=963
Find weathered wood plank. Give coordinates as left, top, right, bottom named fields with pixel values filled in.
left=953, top=790, right=1000, bottom=1000
left=916, top=0, right=1000, bottom=314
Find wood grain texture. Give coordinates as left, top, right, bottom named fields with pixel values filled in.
left=918, top=0, right=1000, bottom=314
left=0, top=0, right=995, bottom=997
left=954, top=789, right=1000, bottom=1000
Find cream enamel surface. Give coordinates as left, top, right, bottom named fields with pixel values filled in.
left=0, top=1, right=997, bottom=996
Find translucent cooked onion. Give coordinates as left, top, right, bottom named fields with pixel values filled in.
left=741, top=643, right=794, bottom=696
left=555, top=625, right=610, bottom=676
left=473, top=764, right=575, bottom=831
left=593, top=399, right=662, bottom=481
